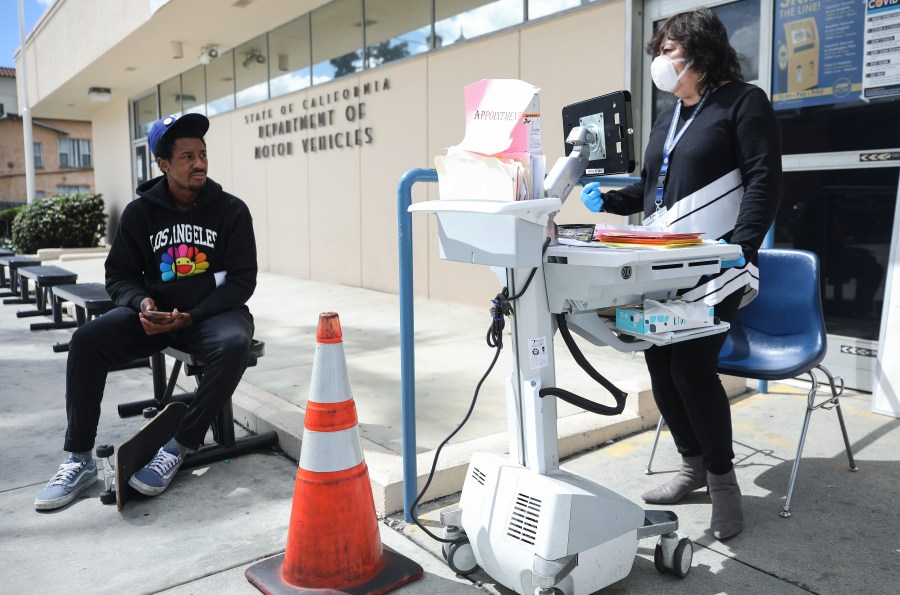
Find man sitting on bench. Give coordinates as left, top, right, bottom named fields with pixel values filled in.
left=36, top=113, right=258, bottom=510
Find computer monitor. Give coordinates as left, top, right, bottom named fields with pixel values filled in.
left=561, top=91, right=635, bottom=176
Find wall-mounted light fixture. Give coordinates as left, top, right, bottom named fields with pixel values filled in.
left=278, top=53, right=289, bottom=72
left=88, top=87, right=111, bottom=102
left=242, top=49, right=266, bottom=69
left=199, top=45, right=219, bottom=65
left=170, top=41, right=184, bottom=59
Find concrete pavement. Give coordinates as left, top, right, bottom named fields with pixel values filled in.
left=1, top=253, right=898, bottom=594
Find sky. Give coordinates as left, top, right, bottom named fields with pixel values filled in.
left=1, top=0, right=52, bottom=69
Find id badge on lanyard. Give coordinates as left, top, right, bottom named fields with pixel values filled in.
left=653, top=88, right=712, bottom=217
left=643, top=205, right=667, bottom=228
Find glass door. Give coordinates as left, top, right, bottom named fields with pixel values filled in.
left=133, top=143, right=150, bottom=190
left=641, top=0, right=765, bottom=150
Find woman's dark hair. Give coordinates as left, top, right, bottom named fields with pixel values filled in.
left=645, top=7, right=743, bottom=86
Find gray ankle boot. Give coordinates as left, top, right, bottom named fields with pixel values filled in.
left=708, top=469, right=744, bottom=540
left=641, top=456, right=707, bottom=504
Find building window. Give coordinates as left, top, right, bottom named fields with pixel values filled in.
left=435, top=0, right=524, bottom=49
left=528, top=0, right=601, bottom=20
left=35, top=190, right=46, bottom=199
left=59, top=138, right=92, bottom=168
left=133, top=92, right=158, bottom=140
left=57, top=185, right=91, bottom=195
left=181, top=65, right=206, bottom=115
left=235, top=34, right=270, bottom=108
left=269, top=15, right=312, bottom=98
left=33, top=142, right=43, bottom=168
left=159, top=74, right=183, bottom=118
left=364, top=0, right=431, bottom=67
left=131, top=0, right=610, bottom=126
left=311, top=0, right=363, bottom=84
left=206, top=49, right=236, bottom=116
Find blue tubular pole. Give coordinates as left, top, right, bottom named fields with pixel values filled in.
left=758, top=225, right=776, bottom=394
left=398, top=167, right=438, bottom=522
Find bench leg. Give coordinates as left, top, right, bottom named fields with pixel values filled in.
left=120, top=346, right=278, bottom=462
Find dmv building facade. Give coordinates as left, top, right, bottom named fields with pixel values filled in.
left=16, top=0, right=900, bottom=409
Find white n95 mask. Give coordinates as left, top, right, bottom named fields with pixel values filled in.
left=651, top=55, right=687, bottom=93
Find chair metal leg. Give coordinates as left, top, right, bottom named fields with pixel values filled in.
left=645, top=415, right=665, bottom=475
left=781, top=371, right=820, bottom=518
left=781, top=365, right=857, bottom=518
left=816, top=365, right=858, bottom=472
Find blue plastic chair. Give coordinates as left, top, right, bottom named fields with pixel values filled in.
left=644, top=249, right=857, bottom=517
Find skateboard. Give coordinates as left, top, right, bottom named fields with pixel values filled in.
left=115, top=401, right=188, bottom=511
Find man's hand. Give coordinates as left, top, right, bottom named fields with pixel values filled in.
left=139, top=298, right=193, bottom=335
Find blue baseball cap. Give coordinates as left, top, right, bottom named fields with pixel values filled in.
left=148, top=113, right=209, bottom=158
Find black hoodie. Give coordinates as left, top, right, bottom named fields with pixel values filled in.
left=105, top=175, right=257, bottom=323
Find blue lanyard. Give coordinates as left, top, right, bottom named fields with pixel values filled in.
left=655, top=87, right=713, bottom=209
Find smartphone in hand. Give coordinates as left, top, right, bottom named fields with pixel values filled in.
left=144, top=310, right=173, bottom=320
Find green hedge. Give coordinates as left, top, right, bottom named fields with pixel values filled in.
left=11, top=194, right=107, bottom=254
left=0, top=205, right=24, bottom=242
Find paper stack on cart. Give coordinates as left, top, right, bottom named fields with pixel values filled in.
left=435, top=79, right=546, bottom=201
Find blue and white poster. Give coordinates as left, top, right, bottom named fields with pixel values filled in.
left=863, top=0, right=900, bottom=99
left=772, top=0, right=866, bottom=110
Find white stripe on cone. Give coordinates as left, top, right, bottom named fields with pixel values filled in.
left=309, top=343, right=353, bottom=404
left=300, top=427, right=364, bottom=473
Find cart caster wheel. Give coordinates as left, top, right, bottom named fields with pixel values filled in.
left=445, top=539, right=478, bottom=576
left=654, top=543, right=666, bottom=574
left=655, top=534, right=692, bottom=578
left=99, top=489, right=117, bottom=505
left=672, top=537, right=692, bottom=578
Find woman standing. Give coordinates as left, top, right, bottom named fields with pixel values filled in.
left=580, top=8, right=782, bottom=540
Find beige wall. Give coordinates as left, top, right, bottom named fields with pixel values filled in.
left=23, top=0, right=150, bottom=107
left=91, top=101, right=135, bottom=235
left=93, top=2, right=629, bottom=309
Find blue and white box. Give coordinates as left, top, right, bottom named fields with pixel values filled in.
left=616, top=300, right=715, bottom=336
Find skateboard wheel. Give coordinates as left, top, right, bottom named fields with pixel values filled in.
left=142, top=407, right=158, bottom=419
left=96, top=444, right=114, bottom=458
left=99, top=490, right=117, bottom=505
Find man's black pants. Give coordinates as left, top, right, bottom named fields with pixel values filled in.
left=63, top=306, right=254, bottom=453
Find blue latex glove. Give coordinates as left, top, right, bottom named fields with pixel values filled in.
left=718, top=239, right=746, bottom=268
left=580, top=181, right=604, bottom=212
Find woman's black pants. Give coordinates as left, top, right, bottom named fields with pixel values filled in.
left=643, top=291, right=743, bottom=475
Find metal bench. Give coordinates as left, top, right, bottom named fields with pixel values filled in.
left=0, top=255, right=41, bottom=301
left=15, top=266, right=79, bottom=329
left=117, top=338, right=278, bottom=467
left=51, top=283, right=116, bottom=353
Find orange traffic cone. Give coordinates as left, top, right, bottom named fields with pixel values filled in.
left=246, top=312, right=423, bottom=594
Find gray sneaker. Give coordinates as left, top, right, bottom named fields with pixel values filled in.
left=35, top=456, right=98, bottom=510
left=128, top=446, right=184, bottom=496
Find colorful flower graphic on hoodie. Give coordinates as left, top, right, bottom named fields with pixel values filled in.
left=159, top=244, right=209, bottom=282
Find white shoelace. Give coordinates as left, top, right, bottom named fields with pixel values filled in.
left=48, top=461, right=84, bottom=487
left=148, top=449, right=181, bottom=476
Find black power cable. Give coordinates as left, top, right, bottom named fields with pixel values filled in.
left=410, top=237, right=551, bottom=544
left=538, top=313, right=628, bottom=416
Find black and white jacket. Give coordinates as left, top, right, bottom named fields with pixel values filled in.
left=603, top=81, right=782, bottom=306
